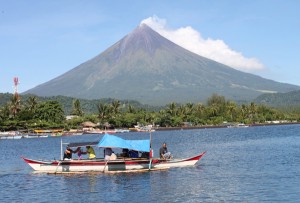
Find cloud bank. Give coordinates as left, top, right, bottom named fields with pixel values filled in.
left=141, top=16, right=264, bottom=72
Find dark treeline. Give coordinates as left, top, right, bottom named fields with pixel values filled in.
left=0, top=93, right=161, bottom=114
left=254, top=90, right=300, bottom=107
left=0, top=93, right=299, bottom=131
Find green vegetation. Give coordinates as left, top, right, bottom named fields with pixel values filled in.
left=255, top=90, right=300, bottom=114
left=0, top=93, right=160, bottom=114
left=0, top=93, right=299, bottom=131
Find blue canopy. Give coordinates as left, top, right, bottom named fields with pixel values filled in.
left=97, top=133, right=150, bottom=152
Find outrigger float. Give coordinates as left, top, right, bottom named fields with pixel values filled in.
left=22, top=133, right=206, bottom=173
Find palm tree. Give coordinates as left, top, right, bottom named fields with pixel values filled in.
left=177, top=105, right=187, bottom=120
left=157, top=109, right=171, bottom=127
left=127, top=104, right=136, bottom=113
left=71, top=99, right=84, bottom=116
left=0, top=104, right=10, bottom=121
left=226, top=101, right=237, bottom=121
left=138, top=109, right=147, bottom=124
left=241, top=104, right=248, bottom=120
left=26, top=96, right=38, bottom=113
left=9, top=94, right=22, bottom=118
left=184, top=102, right=194, bottom=118
left=208, top=103, right=218, bottom=117
left=207, top=94, right=226, bottom=106
left=147, top=112, right=158, bottom=126
left=166, top=102, right=177, bottom=117
left=97, top=103, right=111, bottom=121
left=111, top=100, right=121, bottom=115
left=248, top=102, right=257, bottom=123
left=194, top=103, right=205, bottom=117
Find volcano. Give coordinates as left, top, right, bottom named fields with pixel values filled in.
left=24, top=24, right=299, bottom=105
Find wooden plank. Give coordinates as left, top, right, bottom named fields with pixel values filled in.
left=45, top=167, right=170, bottom=175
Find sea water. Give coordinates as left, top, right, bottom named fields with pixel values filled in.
left=0, top=124, right=299, bottom=202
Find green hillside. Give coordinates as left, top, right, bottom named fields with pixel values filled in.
left=0, top=93, right=160, bottom=115
left=255, top=90, right=300, bottom=113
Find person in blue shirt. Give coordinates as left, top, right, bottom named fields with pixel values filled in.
left=129, top=150, right=139, bottom=158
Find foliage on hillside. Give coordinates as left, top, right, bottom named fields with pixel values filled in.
left=0, top=93, right=162, bottom=114
left=1, top=93, right=299, bottom=131
left=255, top=90, right=300, bottom=113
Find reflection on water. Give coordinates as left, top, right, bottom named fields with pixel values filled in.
left=0, top=125, right=300, bottom=202
left=89, top=174, right=96, bottom=193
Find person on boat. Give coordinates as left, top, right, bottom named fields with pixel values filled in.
left=83, top=146, right=96, bottom=159
left=129, top=150, right=139, bottom=158
left=63, top=145, right=75, bottom=160
left=159, top=142, right=172, bottom=160
left=104, top=147, right=113, bottom=160
left=75, top=147, right=82, bottom=160
left=119, top=148, right=129, bottom=158
left=140, top=151, right=150, bottom=158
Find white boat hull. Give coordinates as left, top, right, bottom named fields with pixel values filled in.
left=22, top=152, right=206, bottom=173
left=0, top=135, right=23, bottom=139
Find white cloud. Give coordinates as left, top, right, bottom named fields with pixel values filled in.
left=141, top=16, right=264, bottom=72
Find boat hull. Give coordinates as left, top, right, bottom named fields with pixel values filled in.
left=23, top=134, right=49, bottom=138
left=22, top=152, right=205, bottom=173
left=0, top=135, right=23, bottom=139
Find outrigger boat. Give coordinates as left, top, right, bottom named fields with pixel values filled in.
left=22, top=134, right=206, bottom=173
left=0, top=131, right=23, bottom=139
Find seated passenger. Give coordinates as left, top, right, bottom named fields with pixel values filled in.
left=120, top=148, right=129, bottom=157
left=63, top=145, right=75, bottom=160
left=159, top=142, right=173, bottom=160
left=75, top=147, right=82, bottom=160
left=82, top=146, right=96, bottom=159
left=104, top=147, right=113, bottom=160
left=129, top=150, right=139, bottom=158
left=140, top=152, right=150, bottom=158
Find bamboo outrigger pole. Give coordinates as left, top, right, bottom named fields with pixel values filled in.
left=148, top=130, right=152, bottom=170
left=60, top=139, right=63, bottom=160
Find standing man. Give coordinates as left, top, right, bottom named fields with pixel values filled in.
left=159, top=142, right=172, bottom=159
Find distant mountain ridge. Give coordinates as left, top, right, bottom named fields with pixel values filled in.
left=24, top=24, right=300, bottom=105
left=255, top=90, right=300, bottom=106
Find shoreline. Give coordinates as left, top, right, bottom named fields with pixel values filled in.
left=154, top=122, right=300, bottom=131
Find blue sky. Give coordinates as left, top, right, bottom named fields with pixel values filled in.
left=1, top=0, right=300, bottom=93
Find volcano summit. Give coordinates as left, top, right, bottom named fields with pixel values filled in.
left=24, top=24, right=299, bottom=105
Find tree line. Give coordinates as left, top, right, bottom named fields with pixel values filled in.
left=0, top=93, right=299, bottom=131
